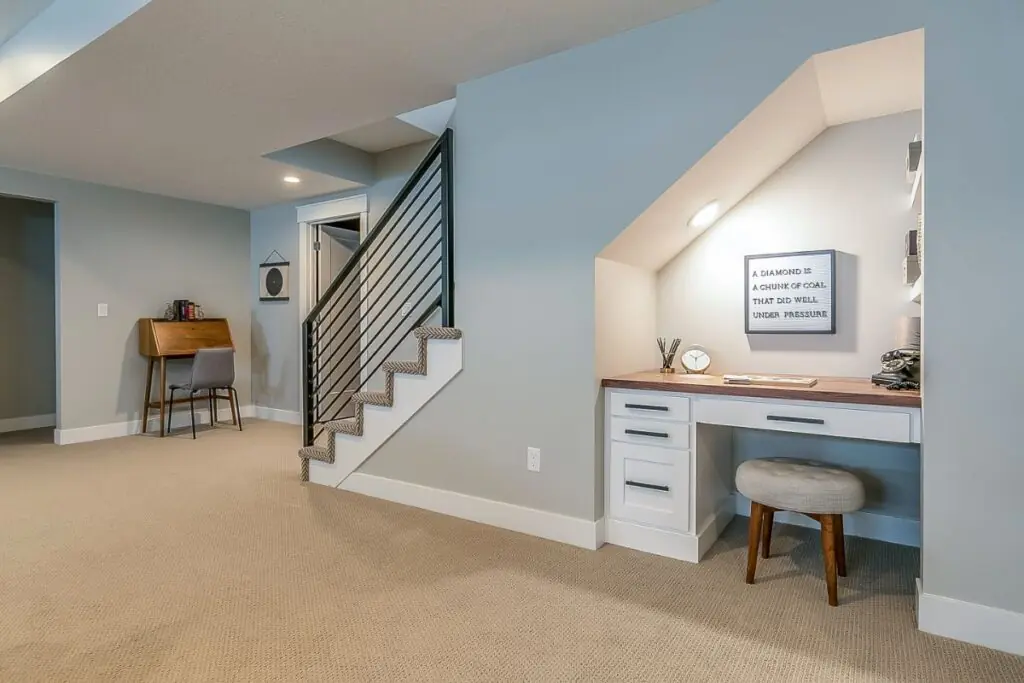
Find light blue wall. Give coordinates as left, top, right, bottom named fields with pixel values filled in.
left=365, top=0, right=925, bottom=520
left=922, top=0, right=1024, bottom=614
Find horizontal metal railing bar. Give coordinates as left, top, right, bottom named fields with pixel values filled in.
left=310, top=172, right=442, bottom=331
left=314, top=294, right=442, bottom=425
left=314, top=231, right=441, bottom=373
left=312, top=200, right=443, bottom=335
left=317, top=286, right=442, bottom=421
left=304, top=141, right=445, bottom=325
left=315, top=256, right=442, bottom=408
left=317, top=263, right=442, bottom=416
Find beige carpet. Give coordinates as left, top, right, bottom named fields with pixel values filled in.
left=1, top=422, right=1021, bottom=682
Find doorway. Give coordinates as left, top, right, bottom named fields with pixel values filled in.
left=296, top=194, right=369, bottom=427
left=314, top=218, right=363, bottom=419
left=0, top=193, right=56, bottom=441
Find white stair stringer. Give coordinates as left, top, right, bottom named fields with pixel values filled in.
left=307, top=336, right=463, bottom=488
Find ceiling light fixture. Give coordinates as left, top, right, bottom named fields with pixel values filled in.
left=283, top=175, right=301, bottom=184
left=689, top=201, right=721, bottom=229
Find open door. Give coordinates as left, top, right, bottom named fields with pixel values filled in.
left=314, top=218, right=363, bottom=420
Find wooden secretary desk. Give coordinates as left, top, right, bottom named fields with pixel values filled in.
left=138, top=318, right=234, bottom=436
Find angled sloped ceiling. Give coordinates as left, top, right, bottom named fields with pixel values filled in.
left=600, top=29, right=923, bottom=271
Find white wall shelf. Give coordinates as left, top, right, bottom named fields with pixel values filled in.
left=910, top=164, right=923, bottom=211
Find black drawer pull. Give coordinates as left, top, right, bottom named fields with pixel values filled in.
left=767, top=415, right=825, bottom=425
left=624, top=403, right=669, bottom=412
left=626, top=480, right=670, bottom=493
left=624, top=428, right=670, bottom=439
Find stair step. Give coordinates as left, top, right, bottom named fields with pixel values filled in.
left=298, top=445, right=334, bottom=464
left=415, top=326, right=463, bottom=340
left=382, top=359, right=425, bottom=375
left=325, top=418, right=362, bottom=436
left=353, top=391, right=392, bottom=407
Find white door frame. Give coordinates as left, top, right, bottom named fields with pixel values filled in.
left=296, top=195, right=369, bottom=422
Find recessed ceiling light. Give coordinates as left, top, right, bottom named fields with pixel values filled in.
left=689, top=201, right=721, bottom=229
left=283, top=175, right=301, bottom=184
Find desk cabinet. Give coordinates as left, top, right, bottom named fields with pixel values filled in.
left=603, top=380, right=921, bottom=563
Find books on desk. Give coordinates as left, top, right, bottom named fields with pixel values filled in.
left=723, top=374, right=818, bottom=388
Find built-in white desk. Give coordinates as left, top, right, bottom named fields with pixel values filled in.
left=601, top=372, right=921, bottom=562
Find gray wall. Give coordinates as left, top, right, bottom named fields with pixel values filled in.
left=250, top=141, right=433, bottom=412
left=659, top=113, right=922, bottom=376
left=364, top=0, right=925, bottom=520
left=922, top=1, right=1024, bottom=614
left=0, top=195, right=55, bottom=421
left=0, top=166, right=250, bottom=431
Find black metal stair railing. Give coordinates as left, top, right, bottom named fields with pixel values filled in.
left=302, top=129, right=454, bottom=447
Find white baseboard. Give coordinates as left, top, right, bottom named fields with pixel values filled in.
left=254, top=406, right=302, bottom=425
left=0, top=413, right=56, bottom=434
left=918, top=584, right=1024, bottom=657
left=733, top=494, right=920, bottom=547
left=605, top=518, right=700, bottom=562
left=602, top=503, right=733, bottom=563
left=55, top=405, right=256, bottom=445
left=339, top=472, right=602, bottom=550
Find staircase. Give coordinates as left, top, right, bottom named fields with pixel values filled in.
left=299, top=130, right=461, bottom=485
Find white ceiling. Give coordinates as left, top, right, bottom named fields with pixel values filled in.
left=0, top=0, right=55, bottom=46
left=601, top=30, right=924, bottom=271
left=0, top=0, right=714, bottom=208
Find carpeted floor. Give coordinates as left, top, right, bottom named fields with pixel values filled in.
left=1, top=421, right=1022, bottom=682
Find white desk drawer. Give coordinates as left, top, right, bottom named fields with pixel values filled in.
left=609, top=391, right=690, bottom=422
left=610, top=416, right=690, bottom=450
left=610, top=443, right=690, bottom=531
left=694, top=398, right=913, bottom=443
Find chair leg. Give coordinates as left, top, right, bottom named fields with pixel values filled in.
left=746, top=502, right=764, bottom=584
left=167, top=388, right=175, bottom=435
left=230, top=387, right=242, bottom=431
left=209, top=390, right=216, bottom=426
left=835, top=514, right=847, bottom=577
left=227, top=387, right=239, bottom=426
left=820, top=515, right=839, bottom=607
left=761, top=507, right=775, bottom=559
left=189, top=392, right=197, bottom=439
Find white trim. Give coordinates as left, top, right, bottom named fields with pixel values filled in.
left=733, top=494, right=920, bottom=547
left=340, top=472, right=602, bottom=550
left=0, top=413, right=56, bottom=434
left=254, top=406, right=302, bottom=425
left=296, top=195, right=367, bottom=224
left=54, top=405, right=256, bottom=445
left=918, top=586, right=1024, bottom=657
left=602, top=502, right=733, bottom=563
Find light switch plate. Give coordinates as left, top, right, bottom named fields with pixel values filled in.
left=527, top=447, right=541, bottom=472
left=97, top=303, right=108, bottom=317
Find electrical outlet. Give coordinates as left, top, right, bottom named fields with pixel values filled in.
left=527, top=447, right=541, bottom=472
left=97, top=303, right=108, bottom=317
left=400, top=303, right=412, bottom=317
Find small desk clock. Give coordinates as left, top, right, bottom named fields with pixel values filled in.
left=681, top=345, right=712, bottom=374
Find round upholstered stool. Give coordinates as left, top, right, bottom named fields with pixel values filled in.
left=736, top=458, right=865, bottom=606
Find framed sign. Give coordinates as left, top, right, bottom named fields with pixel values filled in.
left=745, top=249, right=836, bottom=334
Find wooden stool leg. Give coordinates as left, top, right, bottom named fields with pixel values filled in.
left=835, top=514, right=847, bottom=577
left=761, top=507, right=775, bottom=559
left=746, top=502, right=764, bottom=584
left=820, top=515, right=839, bottom=606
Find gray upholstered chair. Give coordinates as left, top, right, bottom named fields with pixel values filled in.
left=167, top=348, right=242, bottom=439
left=736, top=458, right=865, bottom=606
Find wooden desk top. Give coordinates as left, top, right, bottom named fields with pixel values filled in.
left=601, top=372, right=921, bottom=408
